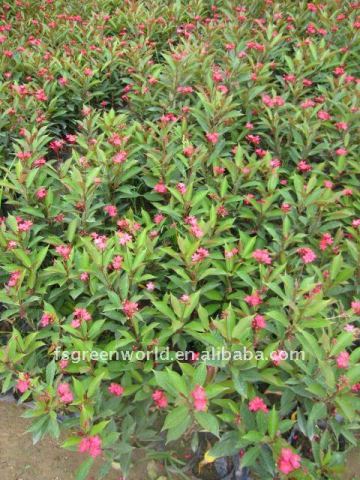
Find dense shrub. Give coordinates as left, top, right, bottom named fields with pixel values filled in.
left=0, top=0, right=360, bottom=479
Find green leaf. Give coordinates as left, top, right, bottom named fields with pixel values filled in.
left=75, top=458, right=95, bottom=480
left=13, top=249, right=32, bottom=268
left=240, top=446, right=261, bottom=468
left=330, top=254, right=343, bottom=281
left=268, top=407, right=279, bottom=439
left=330, top=332, right=353, bottom=356
left=163, top=406, right=188, bottom=430
left=166, top=413, right=191, bottom=443
left=46, top=360, right=56, bottom=385
left=152, top=300, right=176, bottom=321
left=194, top=411, right=219, bottom=437
left=87, top=372, right=105, bottom=398
left=66, top=218, right=78, bottom=242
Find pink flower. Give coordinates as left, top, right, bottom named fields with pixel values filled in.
left=333, top=66, right=345, bottom=76
left=154, top=182, right=168, bottom=194
left=180, top=294, right=190, bottom=303
left=301, top=98, right=315, bottom=109
left=16, top=375, right=31, bottom=393
left=55, top=244, right=72, bottom=260
left=284, top=73, right=296, bottom=83
left=336, top=147, right=348, bottom=156
left=244, top=292, right=262, bottom=307
left=35, top=89, right=48, bottom=102
left=109, top=133, right=123, bottom=146
left=345, top=324, right=355, bottom=333
left=93, top=235, right=107, bottom=250
left=217, top=205, right=228, bottom=217
left=271, top=350, right=287, bottom=366
left=59, top=76, right=68, bottom=86
left=177, top=85, right=193, bottom=94
left=335, top=122, right=348, bottom=131
left=252, top=314, right=267, bottom=330
left=78, top=435, right=102, bottom=458
left=152, top=389, right=168, bottom=408
left=80, top=272, right=89, bottom=282
left=278, top=448, right=301, bottom=474
left=176, top=182, right=187, bottom=195
left=154, top=213, right=165, bottom=224
left=336, top=351, right=350, bottom=369
left=36, top=187, right=47, bottom=200
left=205, top=132, right=219, bottom=144
left=18, top=219, right=33, bottom=232
left=212, top=70, right=224, bottom=82
left=324, top=180, right=334, bottom=189
left=262, top=94, right=284, bottom=108
left=351, top=301, right=360, bottom=315
left=123, top=300, right=139, bottom=318
left=297, top=247, right=317, bottom=264
left=160, top=113, right=178, bottom=123
left=33, top=157, right=46, bottom=168
left=252, top=249, right=272, bottom=265
left=192, top=247, right=209, bottom=263
left=7, top=271, right=21, bottom=288
left=104, top=205, right=117, bottom=217
left=82, top=106, right=92, bottom=116
left=49, top=139, right=65, bottom=153
left=297, top=160, right=312, bottom=172
left=190, top=224, right=204, bottom=238
left=271, top=158, right=281, bottom=168
left=112, top=151, right=128, bottom=164
left=146, top=282, right=155, bottom=291
left=249, top=396, right=268, bottom=413
left=317, top=110, right=331, bottom=121
left=246, top=134, right=261, bottom=145
left=225, top=247, right=239, bottom=259
left=108, top=383, right=124, bottom=396
left=71, top=308, right=92, bottom=328
left=217, top=85, right=228, bottom=94
left=183, top=145, right=194, bottom=157
left=111, top=255, right=123, bottom=270
left=7, top=240, right=17, bottom=250
left=59, top=359, right=69, bottom=370
left=352, top=383, right=360, bottom=393
left=40, top=312, right=55, bottom=328
left=57, top=383, right=73, bottom=404
left=281, top=203, right=291, bottom=213
left=319, top=233, right=333, bottom=251
left=213, top=166, right=225, bottom=175
left=225, top=42, right=235, bottom=51
left=191, top=385, right=208, bottom=411
left=118, top=231, right=132, bottom=245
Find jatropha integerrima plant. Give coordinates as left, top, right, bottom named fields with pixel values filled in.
left=0, top=0, right=359, bottom=479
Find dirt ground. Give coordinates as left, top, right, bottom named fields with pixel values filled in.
left=0, top=400, right=359, bottom=480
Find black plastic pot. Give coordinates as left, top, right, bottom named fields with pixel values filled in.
left=214, top=455, right=251, bottom=480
